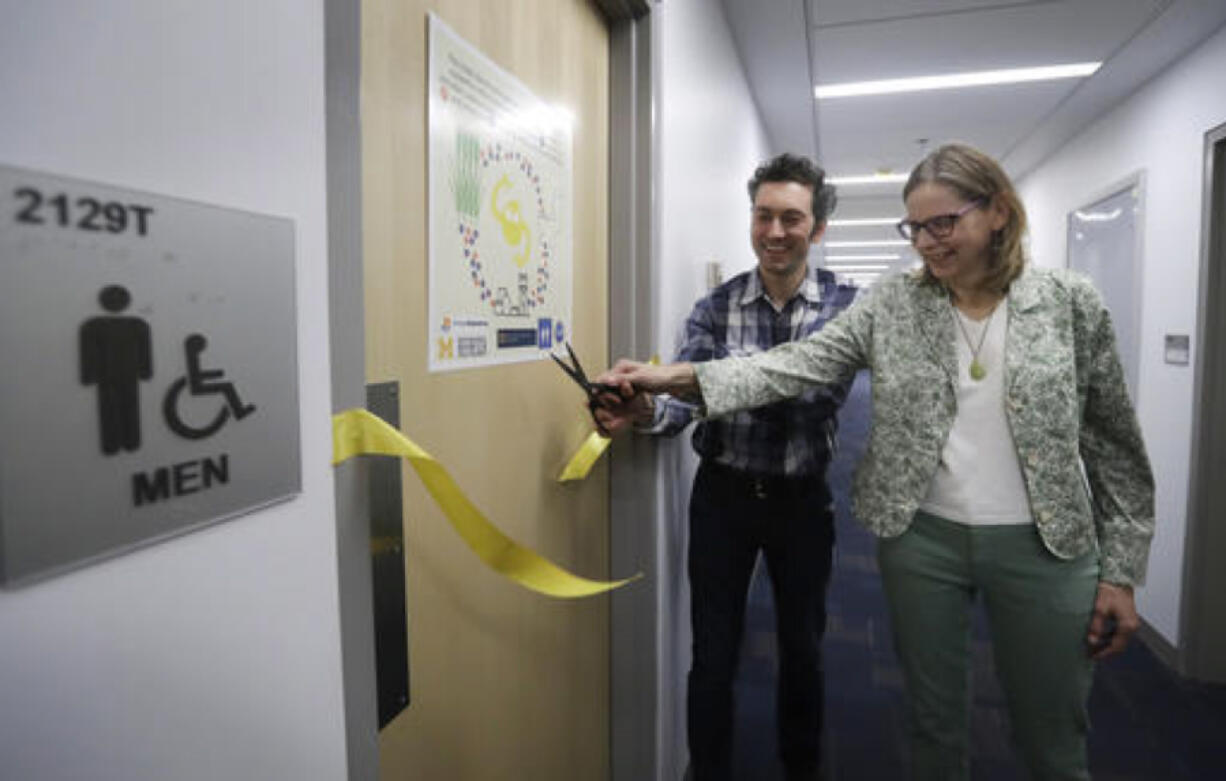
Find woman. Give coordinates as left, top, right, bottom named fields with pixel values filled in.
left=596, top=143, right=1154, bottom=780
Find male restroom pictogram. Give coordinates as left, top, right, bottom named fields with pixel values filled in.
left=79, top=285, right=153, bottom=454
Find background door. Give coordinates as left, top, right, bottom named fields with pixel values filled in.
left=1067, top=179, right=1144, bottom=398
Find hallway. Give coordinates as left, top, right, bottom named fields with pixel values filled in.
left=731, top=373, right=1226, bottom=780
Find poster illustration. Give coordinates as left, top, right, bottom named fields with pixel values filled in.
left=427, top=14, right=574, bottom=372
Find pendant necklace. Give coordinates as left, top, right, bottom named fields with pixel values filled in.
left=952, top=300, right=998, bottom=381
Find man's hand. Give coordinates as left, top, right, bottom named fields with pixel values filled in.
left=590, top=387, right=653, bottom=436
left=1087, top=581, right=1140, bottom=660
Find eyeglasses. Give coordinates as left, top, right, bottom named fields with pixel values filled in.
left=896, top=199, right=985, bottom=241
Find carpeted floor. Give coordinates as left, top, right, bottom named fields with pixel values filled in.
left=729, top=372, right=1226, bottom=780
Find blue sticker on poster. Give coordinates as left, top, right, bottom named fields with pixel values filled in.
left=537, top=318, right=553, bottom=349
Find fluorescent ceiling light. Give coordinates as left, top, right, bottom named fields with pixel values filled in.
left=828, top=217, right=899, bottom=227
left=829, top=174, right=908, bottom=186
left=826, top=254, right=899, bottom=261
left=1073, top=208, right=1122, bottom=223
left=827, top=240, right=910, bottom=248
left=815, top=62, right=1101, bottom=99
left=824, top=264, right=889, bottom=272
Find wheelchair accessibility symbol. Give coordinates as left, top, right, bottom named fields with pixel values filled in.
left=163, top=334, right=257, bottom=440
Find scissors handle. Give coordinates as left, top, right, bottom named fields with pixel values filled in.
left=586, top=395, right=611, bottom=436
left=589, top=381, right=623, bottom=398
left=551, top=343, right=623, bottom=434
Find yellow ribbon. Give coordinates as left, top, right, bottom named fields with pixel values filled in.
left=557, top=432, right=611, bottom=482
left=556, top=355, right=658, bottom=482
left=332, top=408, right=641, bottom=598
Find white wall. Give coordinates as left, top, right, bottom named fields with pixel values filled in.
left=1017, top=24, right=1226, bottom=645
left=0, top=3, right=349, bottom=780
left=654, top=0, right=770, bottom=776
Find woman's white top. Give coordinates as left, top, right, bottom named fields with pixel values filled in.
left=919, top=304, right=1034, bottom=526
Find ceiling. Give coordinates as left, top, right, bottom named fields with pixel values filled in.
left=719, top=0, right=1226, bottom=284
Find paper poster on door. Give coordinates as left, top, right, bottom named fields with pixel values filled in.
left=427, top=13, right=574, bottom=372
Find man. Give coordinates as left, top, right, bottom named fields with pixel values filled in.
left=600, top=153, right=849, bottom=781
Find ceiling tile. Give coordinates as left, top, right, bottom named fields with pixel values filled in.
left=811, top=0, right=1164, bottom=83
left=810, top=0, right=1061, bottom=29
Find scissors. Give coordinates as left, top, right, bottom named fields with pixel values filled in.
left=550, top=342, right=623, bottom=433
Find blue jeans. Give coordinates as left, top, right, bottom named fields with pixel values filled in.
left=687, top=461, right=835, bottom=781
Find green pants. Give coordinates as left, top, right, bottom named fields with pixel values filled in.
left=877, top=511, right=1099, bottom=781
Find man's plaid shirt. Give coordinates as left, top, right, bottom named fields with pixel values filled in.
left=650, top=265, right=853, bottom=478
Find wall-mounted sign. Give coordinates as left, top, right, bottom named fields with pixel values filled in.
left=426, top=13, right=574, bottom=372
left=1165, top=334, right=1190, bottom=365
left=0, top=165, right=300, bottom=586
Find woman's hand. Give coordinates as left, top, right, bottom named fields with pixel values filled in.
left=1087, top=581, right=1140, bottom=660
left=590, top=360, right=699, bottom=435
left=595, top=360, right=698, bottom=396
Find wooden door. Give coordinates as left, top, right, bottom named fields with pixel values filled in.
left=361, top=0, right=611, bottom=778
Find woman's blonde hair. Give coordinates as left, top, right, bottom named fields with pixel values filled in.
left=903, top=143, right=1028, bottom=293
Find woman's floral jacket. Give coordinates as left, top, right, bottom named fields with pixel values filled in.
left=694, top=267, right=1155, bottom=585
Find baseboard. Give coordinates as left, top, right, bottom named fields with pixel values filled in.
left=1134, top=616, right=1179, bottom=672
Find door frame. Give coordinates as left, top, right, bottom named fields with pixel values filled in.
left=602, top=4, right=661, bottom=779
left=1179, top=120, right=1226, bottom=683
left=325, top=0, right=380, bottom=777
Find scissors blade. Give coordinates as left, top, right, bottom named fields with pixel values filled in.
left=554, top=342, right=621, bottom=404
left=573, top=342, right=627, bottom=397
left=550, top=350, right=587, bottom=390
left=563, top=342, right=590, bottom=386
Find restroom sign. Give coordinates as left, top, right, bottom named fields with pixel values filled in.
left=0, top=165, right=301, bottom=585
